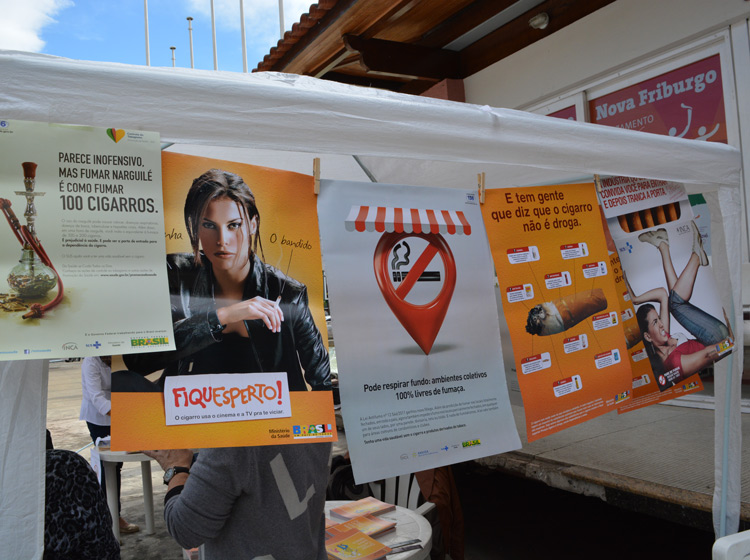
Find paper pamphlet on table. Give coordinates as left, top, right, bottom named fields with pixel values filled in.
left=326, top=513, right=397, bottom=537
left=481, top=183, right=632, bottom=441
left=325, top=527, right=392, bottom=560
left=111, top=152, right=335, bottom=450
left=0, top=119, right=173, bottom=360
left=329, top=496, right=396, bottom=520
left=318, top=179, right=520, bottom=484
left=599, top=177, right=733, bottom=412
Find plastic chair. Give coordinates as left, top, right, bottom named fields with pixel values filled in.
left=369, top=473, right=436, bottom=517
left=713, top=530, right=750, bottom=559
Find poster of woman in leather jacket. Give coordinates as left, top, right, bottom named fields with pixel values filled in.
left=112, top=152, right=335, bottom=450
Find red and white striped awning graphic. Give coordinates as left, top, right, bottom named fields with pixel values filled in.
left=345, top=206, right=471, bottom=235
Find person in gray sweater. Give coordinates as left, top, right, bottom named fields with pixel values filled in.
left=146, top=443, right=331, bottom=559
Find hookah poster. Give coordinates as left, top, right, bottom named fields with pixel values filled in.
left=600, top=177, right=734, bottom=412
left=481, top=183, right=632, bottom=442
left=0, top=119, right=173, bottom=361
left=318, top=179, right=520, bottom=484
left=111, top=152, right=336, bottom=451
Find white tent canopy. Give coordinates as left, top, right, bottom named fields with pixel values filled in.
left=0, top=50, right=742, bottom=556
left=2, top=51, right=740, bottom=189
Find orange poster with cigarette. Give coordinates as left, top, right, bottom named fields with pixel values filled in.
left=482, top=183, right=632, bottom=441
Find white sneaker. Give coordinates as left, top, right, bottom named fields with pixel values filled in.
left=637, top=228, right=669, bottom=247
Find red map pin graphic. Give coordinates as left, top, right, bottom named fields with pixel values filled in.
left=373, top=231, right=456, bottom=354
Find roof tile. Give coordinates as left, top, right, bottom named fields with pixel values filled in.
left=254, top=1, right=340, bottom=72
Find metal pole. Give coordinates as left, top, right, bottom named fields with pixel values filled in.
left=240, top=0, right=248, bottom=73
left=187, top=17, right=194, bottom=69
left=211, top=0, right=218, bottom=70
left=719, top=349, right=736, bottom=537
left=170, top=46, right=176, bottom=67
left=144, top=0, right=151, bottom=66
left=278, top=0, right=285, bottom=39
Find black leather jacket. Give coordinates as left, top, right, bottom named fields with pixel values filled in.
left=124, top=253, right=330, bottom=392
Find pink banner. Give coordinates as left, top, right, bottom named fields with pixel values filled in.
left=589, top=55, right=726, bottom=143
left=548, top=105, right=577, bottom=121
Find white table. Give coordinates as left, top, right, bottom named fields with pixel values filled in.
left=325, top=501, right=432, bottom=560
left=97, top=448, right=155, bottom=541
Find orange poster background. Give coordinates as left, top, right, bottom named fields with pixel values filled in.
left=160, top=152, right=328, bottom=338
left=482, top=183, right=631, bottom=441
left=112, top=391, right=336, bottom=450
left=111, top=152, right=335, bottom=450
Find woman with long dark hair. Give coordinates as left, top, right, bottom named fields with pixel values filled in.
left=126, top=168, right=330, bottom=391
left=630, top=222, right=732, bottom=382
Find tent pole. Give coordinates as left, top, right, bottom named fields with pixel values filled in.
left=719, top=349, right=735, bottom=537
left=352, top=156, right=377, bottom=183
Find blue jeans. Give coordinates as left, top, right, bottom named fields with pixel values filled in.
left=669, top=290, right=729, bottom=346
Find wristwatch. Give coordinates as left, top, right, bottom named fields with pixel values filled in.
left=163, top=466, right=190, bottom=485
left=207, top=309, right=225, bottom=340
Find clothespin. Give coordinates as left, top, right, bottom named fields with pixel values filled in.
left=593, top=174, right=602, bottom=194
left=478, top=172, right=486, bottom=204
left=313, top=158, right=320, bottom=195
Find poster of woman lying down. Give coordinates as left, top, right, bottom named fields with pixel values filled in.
left=614, top=212, right=733, bottom=391
left=626, top=221, right=733, bottom=390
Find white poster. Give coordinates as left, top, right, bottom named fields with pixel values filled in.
left=318, top=180, right=520, bottom=483
left=601, top=177, right=733, bottom=408
left=0, top=120, right=173, bottom=360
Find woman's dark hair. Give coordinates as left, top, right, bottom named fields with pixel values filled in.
left=635, top=303, right=664, bottom=375
left=184, top=169, right=263, bottom=263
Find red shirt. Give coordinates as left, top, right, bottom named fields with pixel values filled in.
left=663, top=339, right=705, bottom=377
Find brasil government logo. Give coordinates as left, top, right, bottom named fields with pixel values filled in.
left=131, top=336, right=169, bottom=347
left=293, top=423, right=334, bottom=439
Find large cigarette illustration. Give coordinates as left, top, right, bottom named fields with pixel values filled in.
left=616, top=203, right=681, bottom=233
left=526, top=288, right=607, bottom=336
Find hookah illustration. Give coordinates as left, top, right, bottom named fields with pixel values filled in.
left=0, top=162, right=63, bottom=319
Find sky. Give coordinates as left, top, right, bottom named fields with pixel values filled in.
left=0, top=0, right=313, bottom=72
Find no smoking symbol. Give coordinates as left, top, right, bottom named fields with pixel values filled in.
left=374, top=231, right=456, bottom=354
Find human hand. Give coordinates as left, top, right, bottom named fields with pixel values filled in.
left=217, top=296, right=284, bottom=333
left=143, top=449, right=194, bottom=472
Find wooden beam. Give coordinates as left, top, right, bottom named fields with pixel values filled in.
left=313, top=50, right=354, bottom=78
left=398, top=78, right=444, bottom=96
left=280, top=0, right=425, bottom=75
left=418, top=0, right=518, bottom=48
left=460, top=0, right=616, bottom=77
left=323, top=71, right=408, bottom=91
left=358, top=0, right=423, bottom=39
left=343, top=34, right=462, bottom=80
left=257, top=0, right=358, bottom=73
